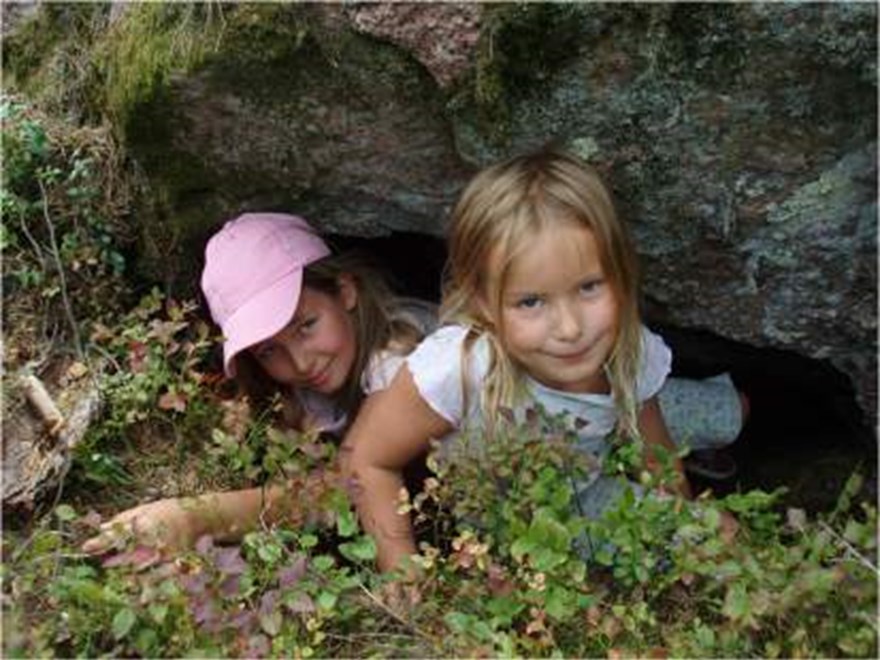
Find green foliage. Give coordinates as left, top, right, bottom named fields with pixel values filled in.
left=1, top=95, right=132, bottom=365
left=1, top=4, right=110, bottom=118
left=68, top=289, right=221, bottom=489
left=464, top=3, right=597, bottom=146
left=95, top=3, right=228, bottom=132
left=405, top=413, right=878, bottom=657
left=4, top=394, right=876, bottom=657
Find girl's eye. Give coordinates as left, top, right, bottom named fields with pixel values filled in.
left=580, top=279, right=603, bottom=295
left=515, top=295, right=543, bottom=310
left=254, top=345, right=276, bottom=362
left=297, top=316, right=318, bottom=335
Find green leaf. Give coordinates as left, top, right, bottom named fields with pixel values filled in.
left=54, top=504, right=77, bottom=522
left=299, top=533, right=319, bottom=549
left=339, top=535, right=377, bottom=562
left=530, top=546, right=567, bottom=572
left=695, top=623, right=716, bottom=649
left=260, top=610, right=282, bottom=637
left=486, top=596, right=526, bottom=625
left=317, top=591, right=337, bottom=611
left=527, top=507, right=571, bottom=554
left=257, top=541, right=283, bottom=564
left=112, top=607, right=137, bottom=640
left=148, top=604, right=168, bottom=624
left=336, top=508, right=358, bottom=538
left=722, top=583, right=749, bottom=621
left=544, top=585, right=577, bottom=621
left=312, top=555, right=335, bottom=571
left=444, top=611, right=471, bottom=634
left=134, top=628, right=158, bottom=655
left=510, top=536, right=532, bottom=563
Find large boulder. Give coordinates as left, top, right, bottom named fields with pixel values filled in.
left=3, top=2, right=876, bottom=419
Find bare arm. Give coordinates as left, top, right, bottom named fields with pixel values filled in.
left=82, top=471, right=335, bottom=554
left=342, top=365, right=453, bottom=572
left=637, top=396, right=692, bottom=499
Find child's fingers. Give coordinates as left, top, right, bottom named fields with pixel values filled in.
left=81, top=526, right=127, bottom=554
left=80, top=534, right=105, bottom=554
left=81, top=514, right=143, bottom=554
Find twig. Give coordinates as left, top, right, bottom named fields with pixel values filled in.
left=356, top=582, right=437, bottom=647
left=37, top=177, right=84, bottom=360
left=18, top=206, right=46, bottom=267
left=88, top=342, right=122, bottom=372
left=819, top=521, right=879, bottom=575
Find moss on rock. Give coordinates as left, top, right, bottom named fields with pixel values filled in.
left=92, top=3, right=228, bottom=134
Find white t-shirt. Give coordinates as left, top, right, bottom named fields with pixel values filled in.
left=297, top=298, right=438, bottom=434
left=406, top=323, right=672, bottom=460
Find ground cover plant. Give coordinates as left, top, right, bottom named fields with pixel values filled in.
left=1, top=94, right=132, bottom=363
left=2, top=95, right=877, bottom=658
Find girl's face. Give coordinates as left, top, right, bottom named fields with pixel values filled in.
left=486, top=222, right=619, bottom=394
left=249, top=279, right=358, bottom=396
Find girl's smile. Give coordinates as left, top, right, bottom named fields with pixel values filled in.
left=249, top=283, right=358, bottom=396
left=489, top=221, right=619, bottom=394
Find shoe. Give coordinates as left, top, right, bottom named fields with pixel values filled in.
left=684, top=448, right=737, bottom=480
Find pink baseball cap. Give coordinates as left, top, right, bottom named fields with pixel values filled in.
left=200, top=213, right=331, bottom=376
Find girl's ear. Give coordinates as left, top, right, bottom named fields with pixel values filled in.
left=336, top=273, right=358, bottom=312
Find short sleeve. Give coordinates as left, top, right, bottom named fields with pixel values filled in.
left=406, top=325, right=481, bottom=426
left=636, top=326, right=672, bottom=401
left=361, top=350, right=407, bottom=395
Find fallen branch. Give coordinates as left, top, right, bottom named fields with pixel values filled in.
left=4, top=368, right=103, bottom=508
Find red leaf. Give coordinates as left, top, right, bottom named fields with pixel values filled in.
left=215, top=546, right=247, bottom=575
left=127, top=341, right=148, bottom=373
left=193, top=534, right=214, bottom=557
left=158, top=391, right=187, bottom=413
left=81, top=510, right=103, bottom=529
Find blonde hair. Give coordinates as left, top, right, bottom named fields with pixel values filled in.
left=441, top=148, right=643, bottom=439
left=234, top=251, right=423, bottom=430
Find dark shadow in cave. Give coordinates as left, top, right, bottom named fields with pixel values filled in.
left=650, top=322, right=876, bottom=512
left=329, top=231, right=877, bottom=513
left=329, top=231, right=447, bottom=304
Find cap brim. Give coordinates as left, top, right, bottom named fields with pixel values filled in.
left=220, top=269, right=303, bottom=377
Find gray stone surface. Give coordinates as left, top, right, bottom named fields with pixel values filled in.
left=4, top=2, right=876, bottom=419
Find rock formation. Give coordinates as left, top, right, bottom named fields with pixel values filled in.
left=3, top=2, right=876, bottom=419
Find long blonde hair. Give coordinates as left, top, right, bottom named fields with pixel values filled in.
left=234, top=251, right=423, bottom=430
left=441, top=148, right=644, bottom=439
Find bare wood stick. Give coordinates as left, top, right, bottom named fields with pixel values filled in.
left=20, top=373, right=65, bottom=436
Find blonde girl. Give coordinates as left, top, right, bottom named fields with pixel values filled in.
left=344, top=149, right=744, bottom=572
left=84, top=213, right=434, bottom=554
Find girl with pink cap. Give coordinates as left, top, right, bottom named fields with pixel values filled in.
left=84, top=212, right=435, bottom=553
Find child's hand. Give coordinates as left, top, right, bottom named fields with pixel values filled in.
left=376, top=577, right=422, bottom=619
left=81, top=498, right=196, bottom=555
left=720, top=510, right=739, bottom=543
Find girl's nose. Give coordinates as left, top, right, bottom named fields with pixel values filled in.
left=554, top=301, right=583, bottom=342
left=286, top=344, right=313, bottom=377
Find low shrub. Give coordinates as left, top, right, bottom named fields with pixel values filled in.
left=4, top=401, right=876, bottom=658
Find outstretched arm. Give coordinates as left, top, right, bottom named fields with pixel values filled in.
left=82, top=470, right=336, bottom=555
left=342, top=365, right=453, bottom=572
